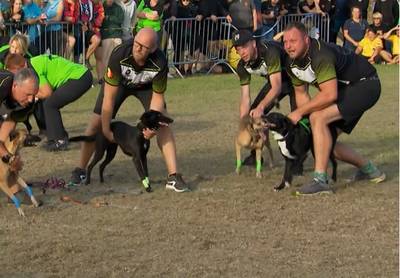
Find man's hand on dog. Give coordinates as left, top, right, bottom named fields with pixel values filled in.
left=10, top=155, right=23, bottom=172
left=250, top=106, right=264, bottom=118
left=287, top=110, right=303, bottom=125
left=103, top=129, right=115, bottom=143
left=143, top=128, right=157, bottom=140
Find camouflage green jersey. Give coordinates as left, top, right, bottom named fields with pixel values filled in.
left=236, top=40, right=291, bottom=86
left=286, top=38, right=377, bottom=88
left=104, top=39, right=168, bottom=94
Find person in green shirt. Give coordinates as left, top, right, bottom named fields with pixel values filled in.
left=5, top=54, right=93, bottom=151
left=135, top=0, right=164, bottom=40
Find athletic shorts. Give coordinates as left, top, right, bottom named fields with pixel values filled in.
left=93, top=83, right=165, bottom=117
left=334, top=74, right=381, bottom=134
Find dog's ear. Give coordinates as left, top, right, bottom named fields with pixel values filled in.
left=159, top=114, right=174, bottom=125
left=9, top=130, right=18, bottom=142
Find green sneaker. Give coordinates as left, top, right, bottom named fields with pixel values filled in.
left=348, top=168, right=386, bottom=183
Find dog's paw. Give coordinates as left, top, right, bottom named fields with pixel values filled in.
left=145, top=186, right=153, bottom=193
left=235, top=168, right=241, bottom=175
left=31, top=197, right=40, bottom=207
left=17, top=208, right=25, bottom=217
left=256, top=172, right=262, bottom=179
left=274, top=182, right=290, bottom=191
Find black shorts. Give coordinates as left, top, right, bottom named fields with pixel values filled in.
left=93, top=83, right=163, bottom=117
left=334, top=74, right=381, bottom=134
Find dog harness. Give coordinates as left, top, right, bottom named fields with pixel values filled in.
left=298, top=118, right=311, bottom=134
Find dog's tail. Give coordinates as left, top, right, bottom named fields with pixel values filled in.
left=69, top=135, right=96, bottom=142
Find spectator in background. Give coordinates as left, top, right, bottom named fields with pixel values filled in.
left=136, top=0, right=164, bottom=40
left=195, top=0, right=227, bottom=72
left=91, top=0, right=104, bottom=37
left=383, top=25, right=400, bottom=64
left=40, top=0, right=64, bottom=55
left=171, top=0, right=198, bottom=75
left=318, top=0, right=333, bottom=15
left=23, top=0, right=42, bottom=47
left=370, top=12, right=390, bottom=37
left=343, top=6, right=368, bottom=52
left=162, top=0, right=177, bottom=20
left=355, top=27, right=393, bottom=64
left=252, top=0, right=262, bottom=28
left=373, top=0, right=399, bottom=29
left=330, top=0, right=347, bottom=43
left=0, top=33, right=32, bottom=69
left=62, top=0, right=78, bottom=59
left=95, top=0, right=123, bottom=83
left=91, top=0, right=104, bottom=78
left=298, top=0, right=324, bottom=15
left=261, top=0, right=287, bottom=41
left=348, top=0, right=369, bottom=20
left=0, top=0, right=10, bottom=30
left=73, top=0, right=102, bottom=68
left=225, top=0, right=258, bottom=32
left=115, top=0, right=136, bottom=43
left=8, top=0, right=25, bottom=34
left=282, top=0, right=298, bottom=14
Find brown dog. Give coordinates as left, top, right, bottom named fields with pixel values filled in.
left=0, top=129, right=39, bottom=216
left=235, top=115, right=274, bottom=178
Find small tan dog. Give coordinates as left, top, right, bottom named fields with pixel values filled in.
left=235, top=115, right=274, bottom=178
left=0, top=129, right=39, bottom=216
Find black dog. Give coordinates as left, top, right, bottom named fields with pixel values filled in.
left=262, top=112, right=337, bottom=191
left=70, top=110, right=173, bottom=192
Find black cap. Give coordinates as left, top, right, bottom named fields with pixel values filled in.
left=232, top=29, right=254, bottom=47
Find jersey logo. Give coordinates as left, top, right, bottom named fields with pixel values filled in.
left=121, top=65, right=158, bottom=86
left=245, top=61, right=268, bottom=76
left=291, top=64, right=316, bottom=83
left=107, top=67, right=113, bottom=79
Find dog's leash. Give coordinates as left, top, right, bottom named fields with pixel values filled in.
left=298, top=118, right=311, bottom=134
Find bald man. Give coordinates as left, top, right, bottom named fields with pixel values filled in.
left=70, top=28, right=190, bottom=192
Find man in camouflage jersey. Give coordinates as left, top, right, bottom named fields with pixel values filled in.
left=233, top=29, right=296, bottom=165
left=283, top=22, right=386, bottom=195
left=70, top=28, right=189, bottom=192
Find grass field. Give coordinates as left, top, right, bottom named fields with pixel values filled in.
left=0, top=65, right=398, bottom=277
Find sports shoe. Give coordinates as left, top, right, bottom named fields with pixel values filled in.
left=70, top=167, right=86, bottom=185
left=347, top=168, right=386, bottom=183
left=165, top=173, right=190, bottom=192
left=295, top=178, right=333, bottom=195
left=242, top=151, right=264, bottom=167
left=45, top=139, right=69, bottom=152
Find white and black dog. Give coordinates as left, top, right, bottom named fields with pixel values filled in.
left=262, top=112, right=337, bottom=191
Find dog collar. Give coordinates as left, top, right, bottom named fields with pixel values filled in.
left=298, top=118, right=310, bottom=134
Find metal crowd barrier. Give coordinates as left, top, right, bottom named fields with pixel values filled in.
left=162, top=14, right=330, bottom=78
left=163, top=17, right=234, bottom=78
left=276, top=13, right=330, bottom=42
left=0, top=21, right=86, bottom=63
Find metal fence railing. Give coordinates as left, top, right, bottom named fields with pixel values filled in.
left=162, top=13, right=330, bottom=78
left=276, top=13, right=330, bottom=42
left=163, top=17, right=234, bottom=77
left=1, top=21, right=86, bottom=63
